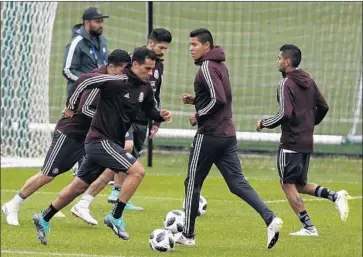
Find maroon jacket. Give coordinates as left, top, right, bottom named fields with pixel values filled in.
left=55, top=67, right=106, bottom=139
left=67, top=68, right=165, bottom=146
left=134, top=57, right=163, bottom=126
left=261, top=69, right=329, bottom=153
left=193, top=46, right=236, bottom=137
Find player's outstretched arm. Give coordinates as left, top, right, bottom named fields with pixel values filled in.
left=142, top=87, right=171, bottom=123
left=67, top=74, right=126, bottom=110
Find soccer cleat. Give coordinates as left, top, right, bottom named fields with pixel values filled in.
left=176, top=233, right=196, bottom=246
left=104, top=214, right=129, bottom=240
left=125, top=201, right=144, bottom=211
left=107, top=186, right=120, bottom=204
left=71, top=205, right=98, bottom=225
left=267, top=217, right=283, bottom=249
left=289, top=226, right=318, bottom=236
left=335, top=190, right=351, bottom=222
left=2, top=201, right=20, bottom=226
left=33, top=213, right=50, bottom=245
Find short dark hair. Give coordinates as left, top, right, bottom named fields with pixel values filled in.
left=280, top=44, right=302, bottom=68
left=149, top=28, right=172, bottom=43
left=107, top=49, right=131, bottom=66
left=190, top=28, right=214, bottom=49
left=132, top=47, right=157, bottom=64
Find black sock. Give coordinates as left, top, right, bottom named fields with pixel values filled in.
left=298, top=210, right=314, bottom=229
left=315, top=186, right=338, bottom=202
left=113, top=185, right=121, bottom=191
left=112, top=200, right=126, bottom=219
left=41, top=204, right=58, bottom=222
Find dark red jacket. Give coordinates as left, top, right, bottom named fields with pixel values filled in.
left=193, top=46, right=236, bottom=137
left=67, top=68, right=164, bottom=146
left=56, top=67, right=106, bottom=139
left=262, top=69, right=329, bottom=153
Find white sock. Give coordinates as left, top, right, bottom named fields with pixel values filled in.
left=77, top=194, right=94, bottom=208
left=12, top=193, right=25, bottom=207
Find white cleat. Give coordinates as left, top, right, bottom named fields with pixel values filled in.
left=176, top=234, right=196, bottom=246
left=267, top=217, right=283, bottom=249
left=1, top=202, right=20, bottom=226
left=289, top=226, right=318, bottom=236
left=71, top=205, right=98, bottom=225
left=335, top=190, right=351, bottom=222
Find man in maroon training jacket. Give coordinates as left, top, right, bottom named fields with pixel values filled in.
left=1, top=49, right=130, bottom=227
left=256, top=44, right=350, bottom=236
left=177, top=28, right=282, bottom=249
left=32, top=47, right=171, bottom=245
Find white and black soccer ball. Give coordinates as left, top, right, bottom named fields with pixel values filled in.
left=149, top=228, right=175, bottom=252
left=164, top=210, right=185, bottom=234
left=183, top=194, right=208, bottom=216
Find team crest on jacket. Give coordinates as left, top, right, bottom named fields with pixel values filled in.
left=154, top=69, right=159, bottom=79
left=138, top=92, right=144, bottom=102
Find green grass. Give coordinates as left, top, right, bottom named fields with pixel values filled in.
left=1, top=153, right=362, bottom=257
left=48, top=2, right=362, bottom=136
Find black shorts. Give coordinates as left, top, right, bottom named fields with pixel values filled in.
left=77, top=140, right=136, bottom=184
left=41, top=130, right=85, bottom=177
left=277, top=148, right=310, bottom=186
left=125, top=123, right=148, bottom=158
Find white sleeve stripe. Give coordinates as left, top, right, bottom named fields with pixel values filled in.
left=81, top=88, right=99, bottom=118
left=63, top=35, right=83, bottom=81
left=68, top=74, right=128, bottom=109
left=198, top=61, right=217, bottom=116
left=262, top=78, right=288, bottom=126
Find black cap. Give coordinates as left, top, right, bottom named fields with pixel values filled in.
left=82, top=7, right=109, bottom=21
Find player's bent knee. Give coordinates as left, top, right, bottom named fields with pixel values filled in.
left=71, top=177, right=90, bottom=194
left=127, top=161, right=145, bottom=178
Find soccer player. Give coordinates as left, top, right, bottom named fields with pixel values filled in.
left=32, top=47, right=172, bottom=245
left=70, top=28, right=173, bottom=222
left=256, top=44, right=350, bottom=236
left=177, top=28, right=282, bottom=249
left=107, top=28, right=173, bottom=205
left=1, top=50, right=130, bottom=227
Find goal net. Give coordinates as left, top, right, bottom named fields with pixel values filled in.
left=1, top=2, right=58, bottom=167
left=1, top=2, right=362, bottom=167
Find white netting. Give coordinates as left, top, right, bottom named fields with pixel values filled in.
left=1, top=2, right=58, bottom=164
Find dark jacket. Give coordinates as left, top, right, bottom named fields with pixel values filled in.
left=193, top=46, right=236, bottom=137
left=57, top=67, right=107, bottom=139
left=67, top=68, right=165, bottom=146
left=63, top=24, right=108, bottom=96
left=261, top=69, right=329, bottom=153
left=134, top=57, right=164, bottom=126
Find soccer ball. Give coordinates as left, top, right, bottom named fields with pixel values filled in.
left=183, top=194, right=208, bottom=216
left=149, top=228, right=175, bottom=252
left=164, top=210, right=185, bottom=234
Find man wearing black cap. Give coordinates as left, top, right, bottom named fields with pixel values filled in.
left=63, top=7, right=109, bottom=97
left=63, top=7, right=109, bottom=176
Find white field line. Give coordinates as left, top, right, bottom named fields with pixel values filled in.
left=1, top=189, right=361, bottom=204
left=1, top=250, right=146, bottom=257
